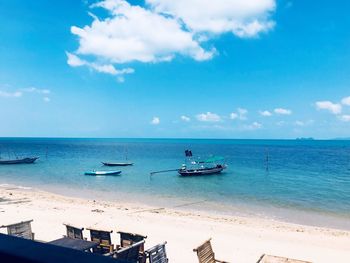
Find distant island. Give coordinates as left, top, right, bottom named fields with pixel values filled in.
left=296, top=137, right=315, bottom=140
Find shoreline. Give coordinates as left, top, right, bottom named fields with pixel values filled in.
left=2, top=180, right=350, bottom=232
left=1, top=184, right=350, bottom=262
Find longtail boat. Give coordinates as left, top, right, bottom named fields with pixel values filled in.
left=178, top=164, right=226, bottom=176
left=0, top=157, right=39, bottom=165
left=150, top=151, right=227, bottom=176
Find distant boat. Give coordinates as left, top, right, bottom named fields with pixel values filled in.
left=102, top=146, right=134, bottom=166
left=0, top=157, right=39, bottom=165
left=84, top=170, right=122, bottom=176
left=102, top=162, right=133, bottom=166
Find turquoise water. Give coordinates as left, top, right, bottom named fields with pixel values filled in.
left=0, top=138, right=350, bottom=229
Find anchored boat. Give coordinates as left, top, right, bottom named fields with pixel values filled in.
left=0, top=157, right=39, bottom=165
left=84, top=170, right=122, bottom=176
left=178, top=164, right=226, bottom=176
left=150, top=150, right=227, bottom=177
left=178, top=154, right=227, bottom=176
left=102, top=146, right=133, bottom=167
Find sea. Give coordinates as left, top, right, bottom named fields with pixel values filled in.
left=0, top=138, right=350, bottom=230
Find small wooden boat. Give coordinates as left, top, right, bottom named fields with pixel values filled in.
left=102, top=162, right=133, bottom=166
left=84, top=170, right=122, bottom=176
left=0, top=157, right=39, bottom=165
left=178, top=164, right=226, bottom=176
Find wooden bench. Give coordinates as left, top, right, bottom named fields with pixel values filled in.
left=87, top=228, right=114, bottom=255
left=0, top=220, right=34, bottom=240
left=64, top=224, right=85, bottom=240
left=118, top=231, right=147, bottom=251
left=115, top=240, right=145, bottom=263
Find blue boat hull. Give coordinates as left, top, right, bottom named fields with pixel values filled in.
left=84, top=171, right=122, bottom=176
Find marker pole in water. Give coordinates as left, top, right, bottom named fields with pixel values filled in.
left=265, top=148, right=269, bottom=172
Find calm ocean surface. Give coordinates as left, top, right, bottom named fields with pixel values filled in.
left=0, top=138, right=350, bottom=229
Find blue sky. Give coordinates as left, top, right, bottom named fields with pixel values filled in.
left=0, top=0, right=350, bottom=139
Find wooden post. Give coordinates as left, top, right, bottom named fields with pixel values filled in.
left=265, top=148, right=269, bottom=172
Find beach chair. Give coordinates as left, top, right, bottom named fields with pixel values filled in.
left=115, top=240, right=145, bottom=263
left=118, top=231, right=147, bottom=262
left=0, top=220, right=35, bottom=240
left=87, top=228, right=114, bottom=255
left=145, top=242, right=168, bottom=263
left=256, top=254, right=312, bottom=263
left=64, top=223, right=85, bottom=240
left=193, top=238, right=229, bottom=263
left=118, top=231, right=147, bottom=251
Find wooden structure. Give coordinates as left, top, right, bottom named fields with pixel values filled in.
left=193, top=238, right=229, bottom=263
left=115, top=240, right=145, bottom=263
left=87, top=228, right=114, bottom=255
left=49, top=237, right=98, bottom=252
left=0, top=233, right=129, bottom=263
left=117, top=231, right=147, bottom=263
left=145, top=242, right=168, bottom=263
left=118, top=231, right=147, bottom=251
left=64, top=224, right=84, bottom=240
left=257, top=254, right=312, bottom=263
left=0, top=220, right=34, bottom=240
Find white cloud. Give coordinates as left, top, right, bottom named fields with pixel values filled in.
left=66, top=52, right=134, bottom=77
left=341, top=96, right=350, bottom=106
left=338, top=115, right=350, bottom=122
left=229, top=112, right=238, bottom=119
left=244, top=121, right=262, bottom=130
left=295, top=120, right=303, bottom=126
left=70, top=1, right=213, bottom=64
left=68, top=0, right=276, bottom=78
left=274, top=108, right=292, bottom=115
left=180, top=115, right=191, bottom=122
left=294, top=120, right=314, bottom=126
left=66, top=52, right=85, bottom=67
left=196, top=112, right=221, bottom=122
left=230, top=108, right=248, bottom=120
left=0, top=86, right=51, bottom=102
left=276, top=121, right=286, bottom=126
left=259, top=110, right=272, bottom=117
left=21, top=87, right=50, bottom=94
left=238, top=108, right=248, bottom=119
left=0, top=90, right=22, bottom=98
left=150, top=116, right=160, bottom=125
left=315, top=101, right=342, bottom=114
left=147, top=0, right=276, bottom=37
left=43, top=97, right=50, bottom=102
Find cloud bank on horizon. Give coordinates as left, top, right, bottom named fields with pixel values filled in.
left=67, top=0, right=276, bottom=81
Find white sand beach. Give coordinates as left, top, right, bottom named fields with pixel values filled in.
left=0, top=185, right=349, bottom=263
